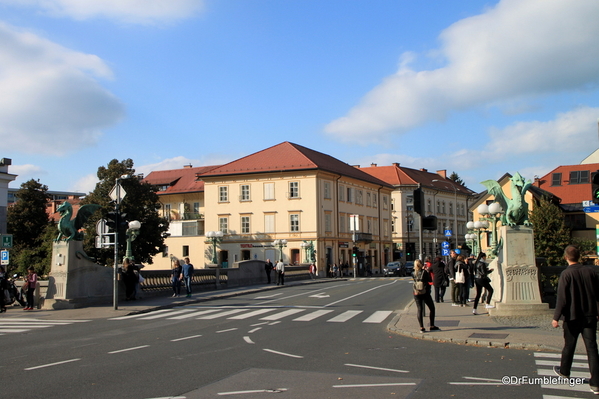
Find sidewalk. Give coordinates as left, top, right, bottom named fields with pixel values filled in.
left=388, top=298, right=587, bottom=353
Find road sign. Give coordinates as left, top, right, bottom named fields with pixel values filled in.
left=444, top=229, right=452, bottom=237
left=1, top=234, right=12, bottom=248
left=441, top=241, right=450, bottom=249
left=109, top=184, right=127, bottom=203
left=442, top=248, right=450, bottom=256
left=1, top=250, right=8, bottom=265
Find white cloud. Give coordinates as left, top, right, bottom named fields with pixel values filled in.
left=70, top=173, right=98, bottom=194
left=136, top=156, right=198, bottom=177
left=0, top=0, right=204, bottom=25
left=325, top=0, right=599, bottom=142
left=0, top=23, right=125, bottom=156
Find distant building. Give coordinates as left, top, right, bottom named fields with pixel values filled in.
left=0, top=158, right=17, bottom=235
left=8, top=188, right=86, bottom=223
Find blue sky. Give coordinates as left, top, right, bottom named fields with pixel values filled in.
left=3, top=0, right=599, bottom=194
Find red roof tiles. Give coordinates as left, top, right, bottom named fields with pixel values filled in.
left=534, top=163, right=599, bottom=205
left=144, top=165, right=220, bottom=195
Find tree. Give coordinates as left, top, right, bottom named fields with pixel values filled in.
left=82, top=159, right=169, bottom=266
left=6, top=179, right=53, bottom=275
left=449, top=171, right=465, bottom=186
left=529, top=196, right=571, bottom=266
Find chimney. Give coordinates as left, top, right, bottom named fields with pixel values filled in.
left=184, top=164, right=193, bottom=168
left=371, top=163, right=377, bottom=167
left=352, top=165, right=361, bottom=168
left=436, top=170, right=447, bottom=178
left=392, top=163, right=400, bottom=167
left=420, top=168, right=428, bottom=172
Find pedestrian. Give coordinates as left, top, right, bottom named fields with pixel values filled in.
left=412, top=259, right=439, bottom=333
left=122, top=258, right=138, bottom=301
left=455, top=255, right=468, bottom=307
left=182, top=257, right=194, bottom=298
left=464, top=254, right=476, bottom=303
left=431, top=256, right=447, bottom=303
left=171, top=258, right=182, bottom=297
left=309, top=263, right=317, bottom=280
left=446, top=250, right=460, bottom=306
left=275, top=259, right=285, bottom=285
left=0, top=266, right=6, bottom=313
left=24, top=266, right=37, bottom=310
left=472, top=253, right=495, bottom=315
left=552, top=245, right=599, bottom=394
left=333, top=263, right=339, bottom=278
left=264, top=259, right=274, bottom=284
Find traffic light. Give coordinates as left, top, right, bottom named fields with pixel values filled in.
left=105, top=211, right=128, bottom=232
left=413, top=188, right=424, bottom=215
left=352, top=246, right=358, bottom=257
left=592, top=171, right=599, bottom=205
left=422, top=215, right=437, bottom=231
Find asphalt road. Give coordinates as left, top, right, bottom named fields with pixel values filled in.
left=0, top=279, right=573, bottom=398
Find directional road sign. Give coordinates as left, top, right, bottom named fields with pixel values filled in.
left=1, top=234, right=12, bottom=248
left=441, top=241, right=450, bottom=249
left=1, top=250, right=8, bottom=266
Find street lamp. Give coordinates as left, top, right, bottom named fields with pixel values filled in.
left=274, top=239, right=287, bottom=261
left=111, top=174, right=132, bottom=310
left=206, top=230, right=223, bottom=265
left=124, top=220, right=141, bottom=261
left=477, top=202, right=503, bottom=258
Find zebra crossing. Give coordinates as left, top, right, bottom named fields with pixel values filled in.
left=534, top=352, right=595, bottom=398
left=109, top=307, right=395, bottom=325
left=0, top=318, right=92, bottom=335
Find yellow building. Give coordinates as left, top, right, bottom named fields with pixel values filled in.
left=197, top=142, right=395, bottom=275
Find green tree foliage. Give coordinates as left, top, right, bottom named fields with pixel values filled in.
left=572, top=238, right=596, bottom=264
left=529, top=196, right=571, bottom=266
left=82, top=159, right=169, bottom=266
left=6, top=179, right=53, bottom=275
left=449, top=171, right=465, bottom=186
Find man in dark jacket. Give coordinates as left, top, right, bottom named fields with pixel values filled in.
left=446, top=250, right=459, bottom=306
left=552, top=245, right=599, bottom=394
left=264, top=259, right=274, bottom=284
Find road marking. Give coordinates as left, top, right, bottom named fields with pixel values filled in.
left=362, top=310, right=393, bottom=323
left=137, top=309, right=196, bottom=320
left=293, top=309, right=334, bottom=321
left=108, top=345, right=150, bottom=354
left=171, top=334, right=202, bottom=342
left=248, top=327, right=262, bottom=333
left=324, top=280, right=396, bottom=307
left=243, top=336, right=255, bottom=344
left=309, top=293, right=330, bottom=298
left=259, top=309, right=305, bottom=321
left=537, top=368, right=589, bottom=378
left=263, top=349, right=303, bottom=358
left=1, top=318, right=91, bottom=322
left=535, top=359, right=588, bottom=368
left=25, top=358, right=81, bottom=370
left=534, top=352, right=587, bottom=361
left=345, top=363, right=409, bottom=373
left=109, top=309, right=174, bottom=320
left=197, top=309, right=247, bottom=319
left=216, top=328, right=238, bottom=333
left=254, top=293, right=284, bottom=299
left=333, top=383, right=416, bottom=388
left=228, top=308, right=277, bottom=320
left=218, top=388, right=288, bottom=396
left=327, top=310, right=363, bottom=322
left=168, top=309, right=221, bottom=319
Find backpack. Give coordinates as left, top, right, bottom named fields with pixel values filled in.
left=413, top=270, right=427, bottom=295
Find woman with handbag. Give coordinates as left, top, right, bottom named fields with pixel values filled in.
left=412, top=259, right=440, bottom=333
left=472, top=253, right=495, bottom=315
left=454, top=255, right=468, bottom=307
left=24, top=266, right=37, bottom=310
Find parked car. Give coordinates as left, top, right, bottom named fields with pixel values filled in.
left=404, top=261, right=415, bottom=276
left=383, top=261, right=404, bottom=277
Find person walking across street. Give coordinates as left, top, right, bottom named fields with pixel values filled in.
left=309, top=263, right=317, bottom=280
left=412, top=259, right=439, bottom=333
left=275, top=259, right=285, bottom=285
left=264, top=259, right=274, bottom=284
left=171, top=258, right=182, bottom=297
left=182, top=257, right=194, bottom=298
left=472, top=253, right=494, bottom=315
left=552, top=245, right=599, bottom=395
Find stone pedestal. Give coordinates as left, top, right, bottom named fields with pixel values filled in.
left=44, top=241, right=113, bottom=309
left=488, top=226, right=549, bottom=316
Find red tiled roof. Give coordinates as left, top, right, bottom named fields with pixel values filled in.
left=534, top=163, right=599, bottom=204
left=144, top=165, right=220, bottom=195
left=199, top=142, right=393, bottom=188
left=360, top=164, right=474, bottom=195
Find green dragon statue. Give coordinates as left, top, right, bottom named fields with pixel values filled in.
left=55, top=202, right=101, bottom=242
left=481, top=172, right=532, bottom=227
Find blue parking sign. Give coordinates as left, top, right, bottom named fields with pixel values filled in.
left=442, top=248, right=450, bottom=256
left=1, top=250, right=8, bottom=265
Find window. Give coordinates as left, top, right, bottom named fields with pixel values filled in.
left=219, top=186, right=228, bottom=202
left=240, top=185, right=250, bottom=201
left=569, top=170, right=589, bottom=184
left=427, top=199, right=432, bottom=213
left=182, top=245, right=189, bottom=257
left=436, top=201, right=440, bottom=214
left=366, top=192, right=372, bottom=207
left=356, top=190, right=363, bottom=205
left=367, top=219, right=372, bottom=233
left=325, top=213, right=332, bottom=232
left=551, top=173, right=562, bottom=186
left=339, top=214, right=346, bottom=233
left=383, top=195, right=388, bottom=210
left=290, top=214, right=300, bottom=232
left=324, top=181, right=331, bottom=199
left=449, top=202, right=453, bottom=216
left=264, top=214, right=275, bottom=233
left=193, top=202, right=200, bottom=214
left=442, top=201, right=446, bottom=214
left=241, top=216, right=250, bottom=234
left=347, top=187, right=353, bottom=203
left=289, top=181, right=300, bottom=198
left=165, top=204, right=171, bottom=220
left=264, top=183, right=275, bottom=200
left=373, top=194, right=377, bottom=208
left=339, top=185, right=345, bottom=201
left=219, top=217, right=228, bottom=234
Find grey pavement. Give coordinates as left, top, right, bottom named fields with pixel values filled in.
left=1, top=278, right=583, bottom=354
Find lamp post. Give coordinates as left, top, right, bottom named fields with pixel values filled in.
left=124, top=220, right=141, bottom=261
left=206, top=231, right=223, bottom=265
left=477, top=202, right=503, bottom=258
left=274, top=239, right=287, bottom=262
left=111, top=174, right=131, bottom=310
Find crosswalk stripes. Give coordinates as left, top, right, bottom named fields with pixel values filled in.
left=0, top=318, right=91, bottom=335
left=534, top=352, right=594, bottom=397
left=109, top=307, right=395, bottom=324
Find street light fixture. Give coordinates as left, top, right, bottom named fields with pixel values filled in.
left=274, top=239, right=287, bottom=261
left=111, top=174, right=132, bottom=310
left=124, top=220, right=141, bottom=261
left=477, top=202, right=503, bottom=258
left=206, top=230, right=224, bottom=265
